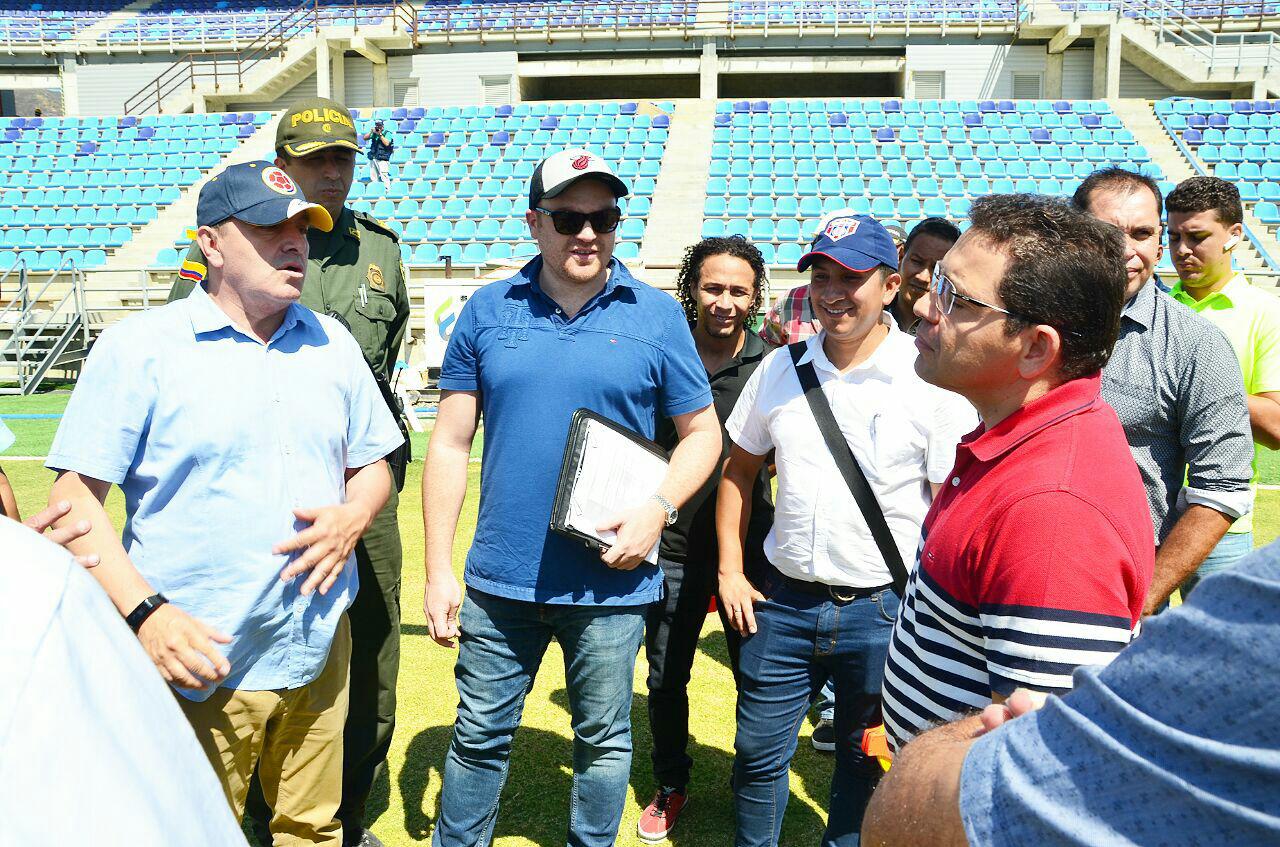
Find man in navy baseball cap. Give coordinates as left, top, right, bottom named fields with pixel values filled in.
left=196, top=162, right=335, bottom=328
left=197, top=160, right=333, bottom=232
left=798, top=213, right=900, bottom=274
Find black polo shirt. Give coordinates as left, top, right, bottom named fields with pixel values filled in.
left=656, top=329, right=774, bottom=565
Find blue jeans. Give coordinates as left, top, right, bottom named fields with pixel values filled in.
left=432, top=588, right=646, bottom=847
left=1183, top=530, right=1253, bottom=597
left=733, top=573, right=899, bottom=847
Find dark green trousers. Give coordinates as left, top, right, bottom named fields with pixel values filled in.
left=339, top=488, right=402, bottom=840
left=246, top=489, right=402, bottom=845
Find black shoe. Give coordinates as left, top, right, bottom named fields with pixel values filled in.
left=345, top=829, right=386, bottom=847
left=811, top=718, right=836, bottom=753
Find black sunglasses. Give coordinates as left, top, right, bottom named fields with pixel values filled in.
left=533, top=206, right=621, bottom=236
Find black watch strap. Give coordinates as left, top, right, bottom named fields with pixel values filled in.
left=125, top=593, right=168, bottom=633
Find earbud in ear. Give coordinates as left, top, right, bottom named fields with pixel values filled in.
left=1224, top=235, right=1241, bottom=251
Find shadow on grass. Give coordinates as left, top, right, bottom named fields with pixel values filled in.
left=399, top=718, right=587, bottom=845
left=397, top=677, right=833, bottom=846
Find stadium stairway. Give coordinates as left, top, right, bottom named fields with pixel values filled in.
left=642, top=98, right=716, bottom=278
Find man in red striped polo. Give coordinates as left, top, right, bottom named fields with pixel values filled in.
left=881, top=194, right=1154, bottom=751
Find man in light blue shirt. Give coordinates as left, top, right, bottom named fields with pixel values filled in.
left=0, top=517, right=248, bottom=846
left=45, top=162, right=403, bottom=846
left=861, top=540, right=1280, bottom=847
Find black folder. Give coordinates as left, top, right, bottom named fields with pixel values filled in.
left=549, top=408, right=670, bottom=559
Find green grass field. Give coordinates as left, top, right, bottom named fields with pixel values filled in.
left=4, top=393, right=1278, bottom=846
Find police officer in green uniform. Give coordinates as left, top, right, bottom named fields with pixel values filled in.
left=169, top=97, right=409, bottom=847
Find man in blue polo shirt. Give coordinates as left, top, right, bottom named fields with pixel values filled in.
left=423, top=149, right=721, bottom=847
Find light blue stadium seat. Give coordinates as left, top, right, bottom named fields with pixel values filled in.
left=777, top=243, right=803, bottom=265
left=749, top=219, right=775, bottom=241
left=1256, top=201, right=1280, bottom=225
left=460, top=242, right=488, bottom=265
left=428, top=220, right=452, bottom=242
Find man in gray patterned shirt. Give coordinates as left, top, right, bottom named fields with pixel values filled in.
left=1073, top=167, right=1253, bottom=614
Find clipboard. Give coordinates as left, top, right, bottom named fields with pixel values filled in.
left=549, top=408, right=670, bottom=565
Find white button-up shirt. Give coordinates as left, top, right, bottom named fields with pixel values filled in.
left=726, top=325, right=977, bottom=587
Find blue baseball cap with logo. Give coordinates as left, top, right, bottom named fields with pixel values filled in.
left=197, top=161, right=333, bottom=232
left=797, top=214, right=899, bottom=273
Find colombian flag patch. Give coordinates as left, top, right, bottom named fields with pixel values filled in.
left=178, top=259, right=206, bottom=282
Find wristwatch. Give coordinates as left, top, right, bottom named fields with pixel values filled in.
left=651, top=494, right=678, bottom=527
left=125, top=593, right=169, bottom=633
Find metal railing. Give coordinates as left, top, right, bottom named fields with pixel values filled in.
left=123, top=0, right=417, bottom=114
left=1117, top=0, right=1280, bottom=75
left=0, top=257, right=91, bottom=396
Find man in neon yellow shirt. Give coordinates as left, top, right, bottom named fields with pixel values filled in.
left=1167, top=176, right=1280, bottom=590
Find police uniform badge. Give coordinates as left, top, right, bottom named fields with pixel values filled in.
left=367, top=263, right=386, bottom=293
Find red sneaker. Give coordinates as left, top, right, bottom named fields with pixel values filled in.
left=637, top=787, right=689, bottom=842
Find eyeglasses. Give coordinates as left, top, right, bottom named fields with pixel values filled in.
left=533, top=206, right=621, bottom=236
left=929, top=266, right=1020, bottom=317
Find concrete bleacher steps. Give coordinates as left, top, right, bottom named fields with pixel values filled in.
left=11, top=96, right=1280, bottom=324
left=642, top=98, right=716, bottom=282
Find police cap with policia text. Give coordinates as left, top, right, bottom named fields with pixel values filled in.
left=276, top=97, right=361, bottom=157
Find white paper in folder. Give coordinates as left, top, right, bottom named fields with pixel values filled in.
left=564, top=417, right=668, bottom=565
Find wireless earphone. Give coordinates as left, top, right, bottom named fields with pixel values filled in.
left=1224, top=235, right=1241, bottom=251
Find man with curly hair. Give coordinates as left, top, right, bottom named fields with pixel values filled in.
left=637, top=236, right=775, bottom=843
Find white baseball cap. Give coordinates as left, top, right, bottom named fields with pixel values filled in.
left=528, top=148, right=629, bottom=209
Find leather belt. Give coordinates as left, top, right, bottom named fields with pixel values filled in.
left=775, top=572, right=894, bottom=604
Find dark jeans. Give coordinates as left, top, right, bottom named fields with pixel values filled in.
left=645, top=555, right=746, bottom=791
left=432, top=588, right=646, bottom=847
left=733, top=570, right=898, bottom=847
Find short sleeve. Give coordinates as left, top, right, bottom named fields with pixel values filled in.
left=1179, top=326, right=1253, bottom=511
left=925, top=387, right=977, bottom=484
left=658, top=302, right=713, bottom=418
left=343, top=338, right=404, bottom=469
left=961, top=544, right=1280, bottom=847
left=438, top=297, right=480, bottom=392
left=1248, top=300, right=1280, bottom=395
left=976, top=493, right=1144, bottom=696
left=725, top=359, right=774, bottom=457
left=45, top=325, right=156, bottom=485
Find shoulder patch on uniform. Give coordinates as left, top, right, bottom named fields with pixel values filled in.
left=179, top=258, right=206, bottom=282
left=356, top=211, right=401, bottom=242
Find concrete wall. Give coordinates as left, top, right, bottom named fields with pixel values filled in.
left=76, top=54, right=185, bottom=115
left=524, top=73, right=698, bottom=100
left=904, top=43, right=1053, bottom=99
left=720, top=72, right=899, bottom=98
left=409, top=49, right=519, bottom=106
left=1062, top=49, right=1093, bottom=99
left=1118, top=59, right=1176, bottom=98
